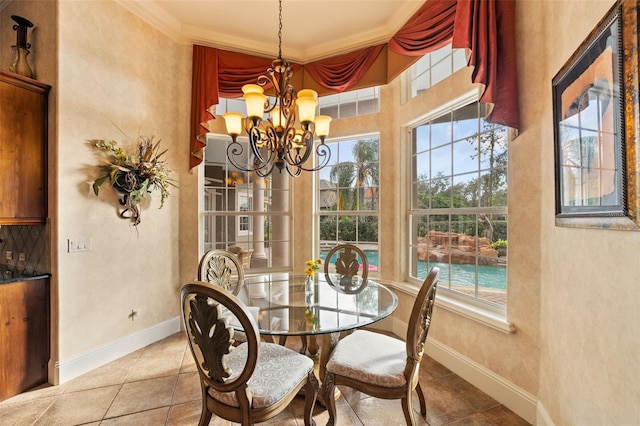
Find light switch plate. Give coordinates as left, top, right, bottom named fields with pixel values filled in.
left=68, top=238, right=92, bottom=252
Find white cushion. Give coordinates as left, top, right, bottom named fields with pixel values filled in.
left=210, top=342, right=314, bottom=408
left=326, top=330, right=407, bottom=387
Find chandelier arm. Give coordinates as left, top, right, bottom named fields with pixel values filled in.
left=227, top=139, right=273, bottom=174
left=248, top=125, right=270, bottom=165
left=291, top=143, right=332, bottom=172
left=284, top=163, right=303, bottom=178
left=226, top=142, right=253, bottom=172
left=291, top=130, right=315, bottom=165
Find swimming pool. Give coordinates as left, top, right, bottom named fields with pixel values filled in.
left=321, top=249, right=507, bottom=290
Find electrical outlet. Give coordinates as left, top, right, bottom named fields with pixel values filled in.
left=5, top=251, right=12, bottom=260
left=18, top=253, right=25, bottom=262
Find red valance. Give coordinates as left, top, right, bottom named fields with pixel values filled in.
left=218, top=50, right=301, bottom=97
left=304, top=44, right=385, bottom=92
left=189, top=45, right=217, bottom=169
left=452, top=0, right=519, bottom=129
left=190, top=0, right=519, bottom=169
left=388, top=0, right=457, bottom=55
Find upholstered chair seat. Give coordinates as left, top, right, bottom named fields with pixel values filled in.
left=325, top=330, right=407, bottom=387
left=210, top=342, right=315, bottom=409
left=322, top=267, right=439, bottom=426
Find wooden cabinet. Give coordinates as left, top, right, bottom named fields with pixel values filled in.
left=0, top=70, right=50, bottom=224
left=0, top=278, right=50, bottom=401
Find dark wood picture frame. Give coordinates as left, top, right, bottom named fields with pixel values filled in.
left=552, top=0, right=640, bottom=230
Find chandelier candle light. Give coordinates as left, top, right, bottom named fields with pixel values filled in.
left=222, top=0, right=332, bottom=177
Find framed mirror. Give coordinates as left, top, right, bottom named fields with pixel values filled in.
left=552, top=0, right=640, bottom=229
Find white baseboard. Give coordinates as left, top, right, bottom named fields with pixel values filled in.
left=374, top=316, right=537, bottom=425
left=53, top=317, right=181, bottom=384
left=536, top=401, right=554, bottom=426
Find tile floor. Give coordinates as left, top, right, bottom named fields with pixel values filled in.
left=0, top=332, right=530, bottom=425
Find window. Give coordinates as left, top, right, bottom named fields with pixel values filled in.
left=216, top=88, right=379, bottom=121
left=237, top=193, right=252, bottom=235
left=409, top=101, right=508, bottom=308
left=409, top=43, right=467, bottom=99
left=201, top=135, right=291, bottom=271
left=318, top=135, right=380, bottom=271
left=319, top=87, right=379, bottom=119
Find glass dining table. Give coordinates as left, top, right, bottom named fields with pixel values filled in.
left=234, top=272, right=398, bottom=389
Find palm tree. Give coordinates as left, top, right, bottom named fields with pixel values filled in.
left=330, top=162, right=355, bottom=210
left=353, top=138, right=379, bottom=209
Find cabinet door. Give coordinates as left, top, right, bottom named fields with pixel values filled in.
left=0, top=278, right=50, bottom=401
left=0, top=71, right=50, bottom=224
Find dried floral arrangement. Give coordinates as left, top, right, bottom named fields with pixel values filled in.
left=92, top=136, right=175, bottom=226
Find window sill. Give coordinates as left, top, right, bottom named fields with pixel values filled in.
left=436, top=291, right=515, bottom=334
left=386, top=281, right=515, bottom=335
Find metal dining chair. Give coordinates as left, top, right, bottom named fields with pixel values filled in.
left=181, top=281, right=318, bottom=426
left=198, top=249, right=245, bottom=295
left=322, top=267, right=439, bottom=426
left=323, top=243, right=369, bottom=293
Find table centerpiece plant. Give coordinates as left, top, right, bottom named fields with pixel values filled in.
left=92, top=136, right=175, bottom=226
left=304, top=259, right=321, bottom=328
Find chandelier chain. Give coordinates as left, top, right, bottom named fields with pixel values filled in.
left=278, top=0, right=283, bottom=59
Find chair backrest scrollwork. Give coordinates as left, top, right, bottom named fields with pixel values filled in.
left=323, top=244, right=369, bottom=293
left=198, top=249, right=245, bottom=295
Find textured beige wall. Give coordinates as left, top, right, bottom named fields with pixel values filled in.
left=4, top=1, right=638, bottom=422
left=52, top=0, right=190, bottom=361
left=532, top=0, right=640, bottom=424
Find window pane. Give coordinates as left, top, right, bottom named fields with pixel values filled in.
left=319, top=215, right=337, bottom=240
left=429, top=175, right=452, bottom=208
left=431, top=115, right=452, bottom=147
left=453, top=173, right=477, bottom=207
left=415, top=178, right=430, bottom=209
left=415, top=124, right=430, bottom=153
left=357, top=186, right=378, bottom=210
left=358, top=98, right=378, bottom=115
left=340, top=102, right=357, bottom=118
left=201, top=135, right=291, bottom=272
left=453, top=140, right=478, bottom=175
left=453, top=49, right=468, bottom=71
left=431, top=43, right=452, bottom=63
left=415, top=151, right=430, bottom=180
left=320, top=105, right=338, bottom=120
left=357, top=215, right=378, bottom=244
left=409, top=100, right=508, bottom=308
left=318, top=136, right=380, bottom=271
left=409, top=45, right=467, bottom=100
left=318, top=88, right=379, bottom=119
left=413, top=72, right=430, bottom=97
left=413, top=55, right=430, bottom=76
left=431, top=145, right=451, bottom=178
left=453, top=103, right=479, bottom=141
left=431, top=58, right=451, bottom=87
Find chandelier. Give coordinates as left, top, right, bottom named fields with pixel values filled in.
left=222, top=0, right=332, bottom=177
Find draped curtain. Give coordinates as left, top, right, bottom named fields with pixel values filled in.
left=189, top=0, right=518, bottom=169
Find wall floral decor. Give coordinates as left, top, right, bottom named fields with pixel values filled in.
left=92, top=137, right=175, bottom=226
